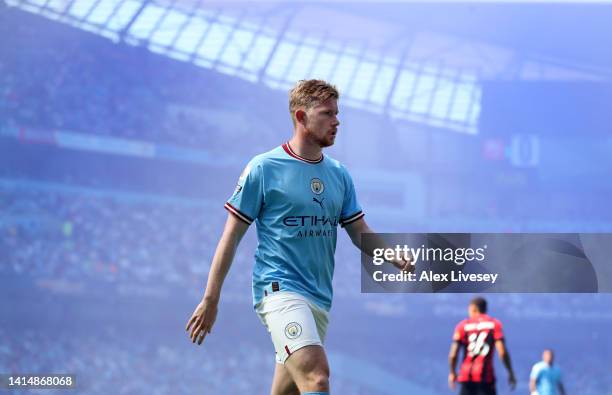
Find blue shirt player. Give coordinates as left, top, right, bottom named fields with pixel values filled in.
left=530, top=349, right=567, bottom=395
left=186, top=79, right=413, bottom=395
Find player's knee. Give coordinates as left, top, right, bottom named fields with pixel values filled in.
left=304, top=367, right=329, bottom=390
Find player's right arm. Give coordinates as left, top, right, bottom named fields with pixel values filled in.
left=185, top=212, right=249, bottom=345
left=495, top=339, right=517, bottom=390
left=529, top=377, right=537, bottom=394
left=448, top=323, right=464, bottom=390
left=529, top=364, right=539, bottom=394
left=448, top=341, right=459, bottom=390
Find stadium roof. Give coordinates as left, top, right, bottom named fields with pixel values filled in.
left=4, top=0, right=611, bottom=135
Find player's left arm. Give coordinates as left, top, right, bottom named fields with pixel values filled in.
left=495, top=339, right=517, bottom=390
left=558, top=378, right=567, bottom=395
left=344, top=217, right=413, bottom=272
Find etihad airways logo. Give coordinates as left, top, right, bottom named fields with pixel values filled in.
left=282, top=215, right=339, bottom=227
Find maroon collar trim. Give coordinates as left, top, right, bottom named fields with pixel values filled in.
left=282, top=142, right=324, bottom=164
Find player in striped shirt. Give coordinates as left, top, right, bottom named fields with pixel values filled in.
left=449, top=297, right=517, bottom=395
left=186, top=80, right=412, bottom=395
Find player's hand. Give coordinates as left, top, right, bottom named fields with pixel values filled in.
left=390, top=255, right=414, bottom=273
left=508, top=373, right=517, bottom=391
left=185, top=296, right=218, bottom=345
left=448, top=372, right=457, bottom=390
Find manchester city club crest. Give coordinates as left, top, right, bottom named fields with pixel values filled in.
left=310, top=178, right=324, bottom=195
left=284, top=322, right=302, bottom=339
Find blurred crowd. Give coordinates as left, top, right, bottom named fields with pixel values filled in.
left=0, top=11, right=283, bottom=153
left=1, top=8, right=611, bottom=395
left=0, top=184, right=253, bottom=293
left=0, top=326, right=384, bottom=395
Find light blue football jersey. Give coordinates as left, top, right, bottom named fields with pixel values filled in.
left=530, top=362, right=562, bottom=395
left=225, top=142, right=363, bottom=311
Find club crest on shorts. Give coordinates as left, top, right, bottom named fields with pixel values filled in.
left=284, top=322, right=302, bottom=339
left=310, top=178, right=324, bottom=195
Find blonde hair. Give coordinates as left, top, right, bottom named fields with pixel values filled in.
left=289, top=79, right=339, bottom=125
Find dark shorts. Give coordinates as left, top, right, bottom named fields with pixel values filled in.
left=459, top=382, right=497, bottom=395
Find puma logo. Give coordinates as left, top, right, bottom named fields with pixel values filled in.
left=313, top=197, right=325, bottom=209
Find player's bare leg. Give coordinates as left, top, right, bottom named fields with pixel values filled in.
left=284, top=345, right=330, bottom=393
left=270, top=363, right=300, bottom=395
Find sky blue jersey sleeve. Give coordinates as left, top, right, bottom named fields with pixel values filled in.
left=339, top=165, right=364, bottom=227
left=224, top=160, right=264, bottom=225
left=530, top=363, right=542, bottom=380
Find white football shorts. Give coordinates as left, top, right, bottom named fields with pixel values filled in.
left=256, top=291, right=329, bottom=364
